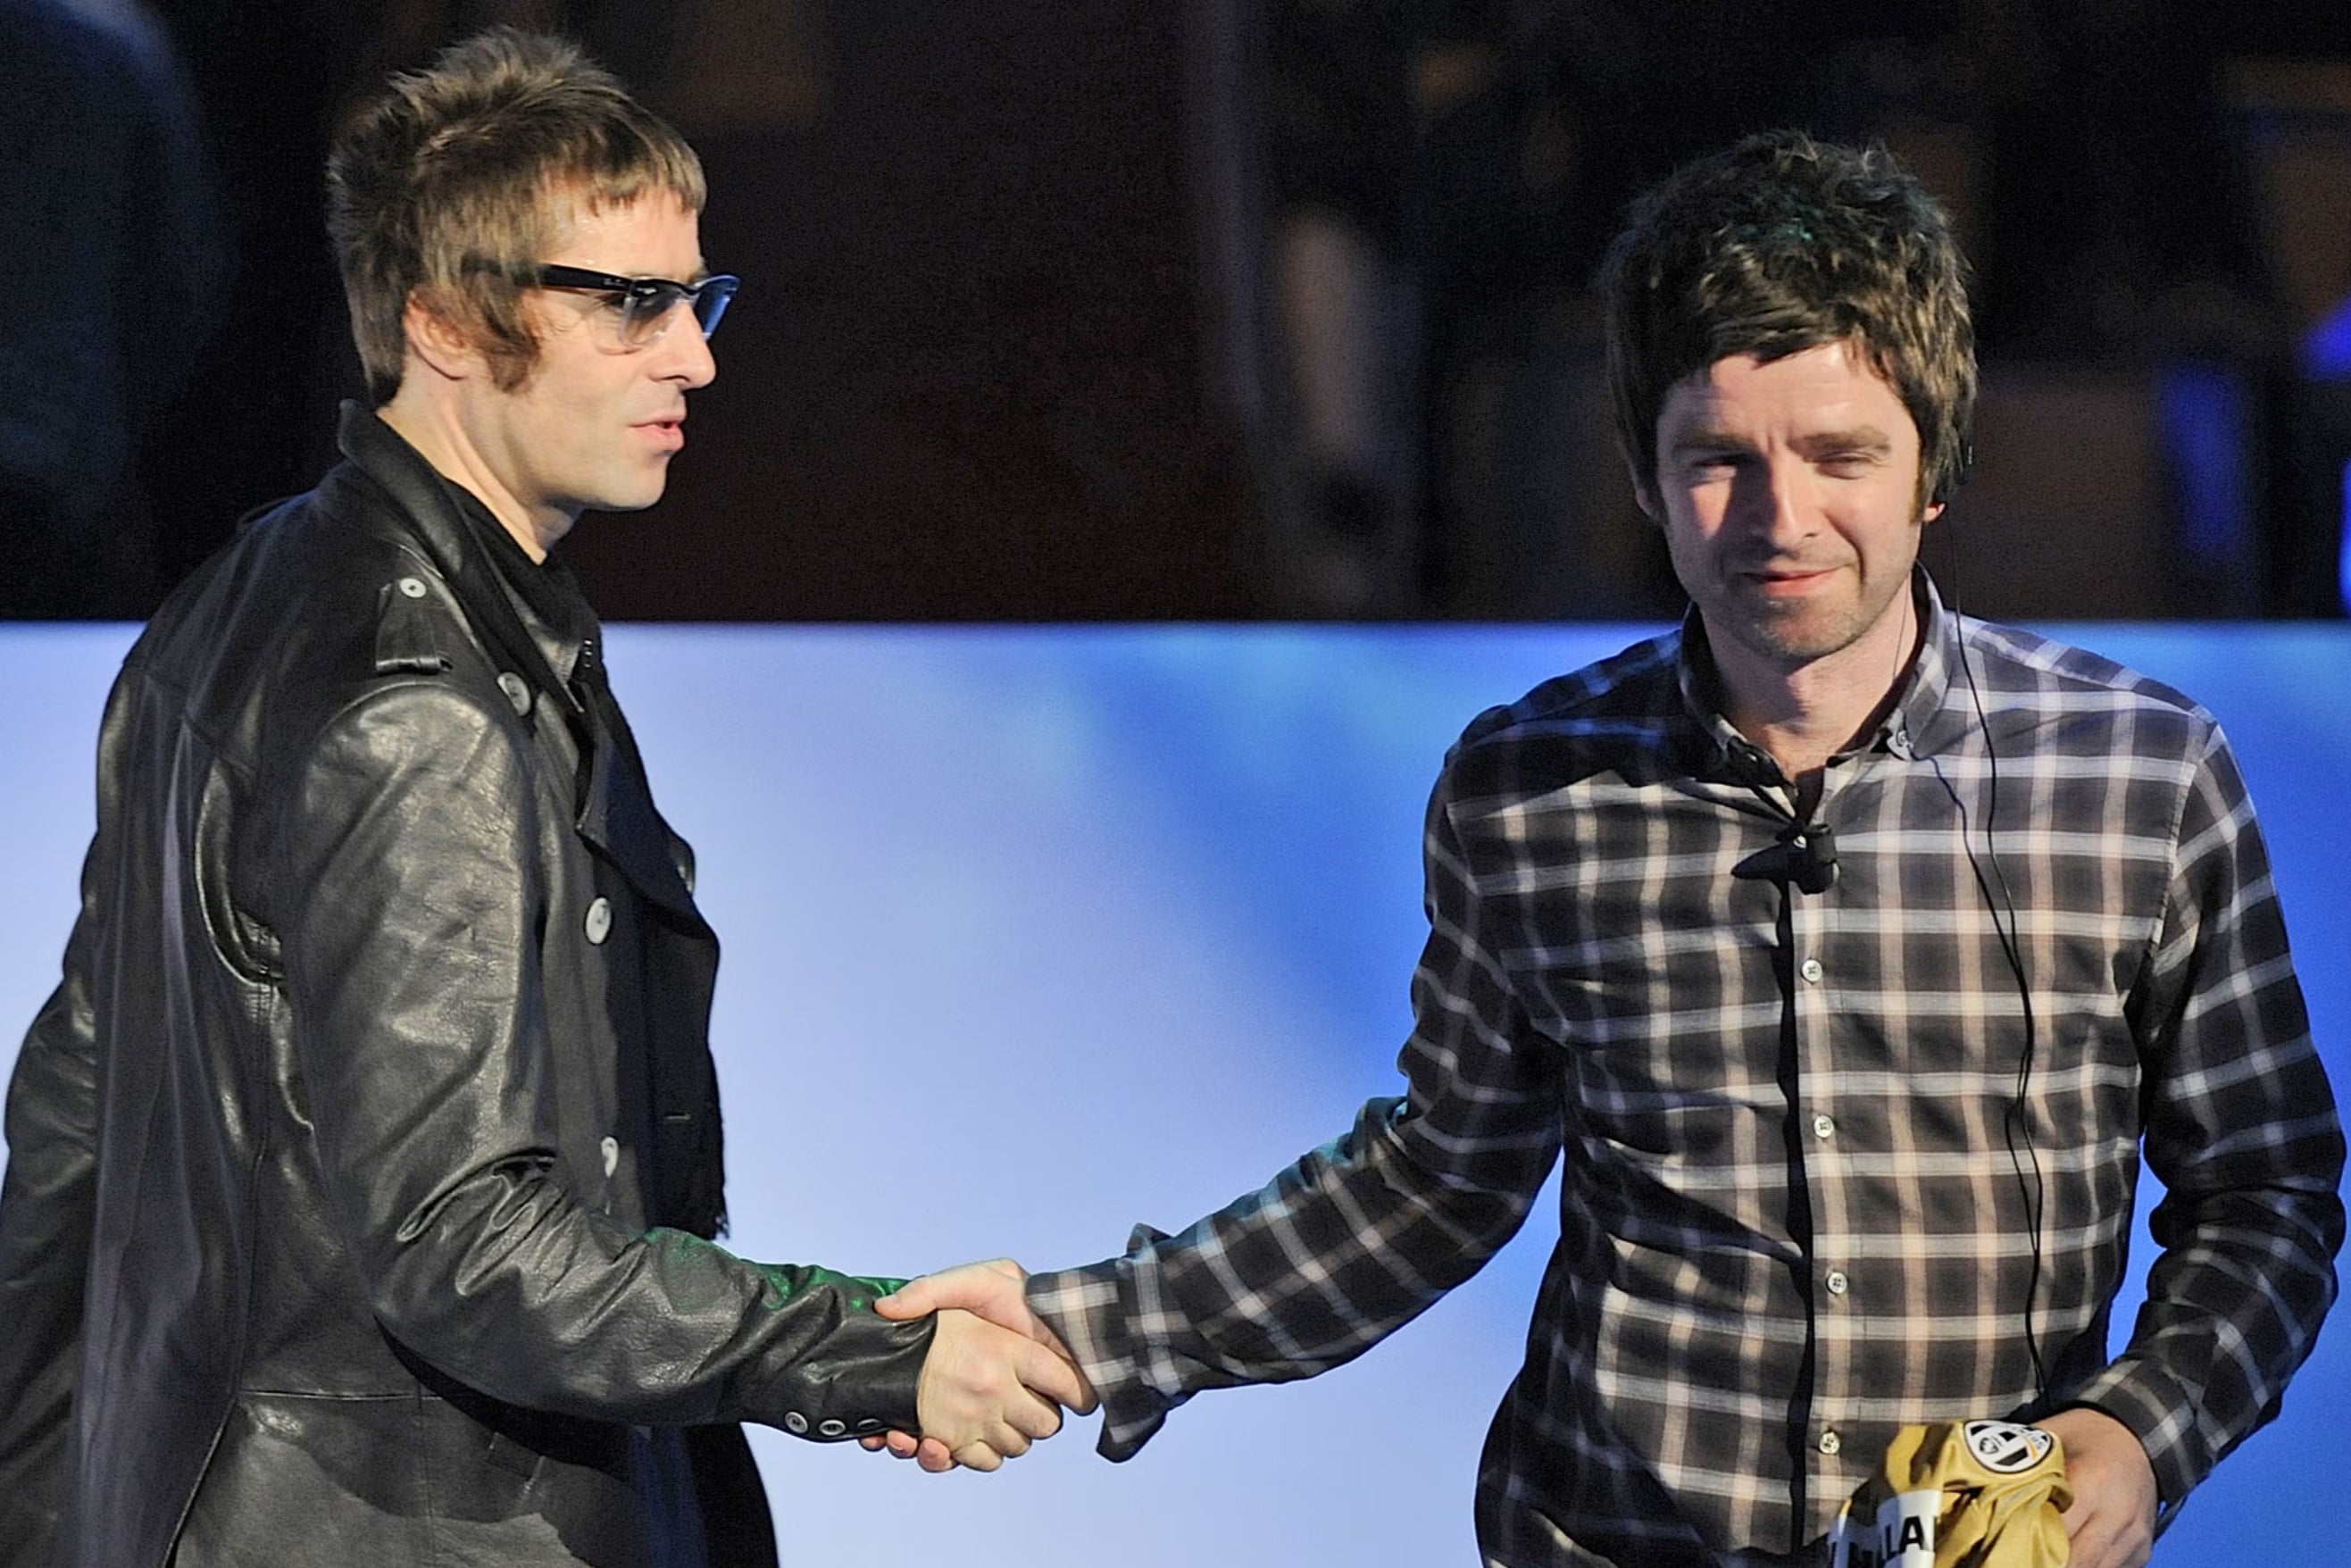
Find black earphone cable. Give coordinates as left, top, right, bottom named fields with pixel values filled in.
left=1942, top=552, right=2051, bottom=1402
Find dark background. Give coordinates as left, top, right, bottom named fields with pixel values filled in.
left=4, top=0, right=2347, bottom=622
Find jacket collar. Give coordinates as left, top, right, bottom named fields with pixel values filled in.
left=336, top=403, right=585, bottom=721
left=336, top=404, right=703, bottom=930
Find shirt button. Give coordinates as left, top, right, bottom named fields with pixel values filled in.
left=1825, top=1269, right=1849, bottom=1296
left=784, top=1412, right=809, bottom=1435
left=601, top=1136, right=620, bottom=1177
left=1819, top=1429, right=1842, bottom=1456
left=1799, top=957, right=1824, bottom=984
left=584, top=897, right=613, bottom=944
left=1813, top=1113, right=1836, bottom=1139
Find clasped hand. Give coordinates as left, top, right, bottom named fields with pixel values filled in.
left=885, top=1258, right=1096, bottom=1472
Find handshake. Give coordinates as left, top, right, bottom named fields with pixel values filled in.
left=871, top=1258, right=1094, bottom=1473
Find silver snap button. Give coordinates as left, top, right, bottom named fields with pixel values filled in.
left=1819, top=1429, right=1842, bottom=1455
left=600, top=1135, right=620, bottom=1177
left=1825, top=1270, right=1849, bottom=1296
left=855, top=1418, right=881, bottom=1433
left=784, top=1412, right=809, bottom=1435
left=496, top=671, right=532, bottom=716
left=584, top=897, right=612, bottom=944
left=1799, top=956, right=1824, bottom=984
left=1813, top=1113, right=1836, bottom=1139
left=819, top=1419, right=846, bottom=1438
left=397, top=576, right=428, bottom=599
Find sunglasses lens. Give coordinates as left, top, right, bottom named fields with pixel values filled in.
left=619, top=285, right=684, bottom=347
left=595, top=275, right=738, bottom=346
left=691, top=278, right=738, bottom=338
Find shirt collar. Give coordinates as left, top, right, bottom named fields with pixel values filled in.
left=1672, top=569, right=1961, bottom=773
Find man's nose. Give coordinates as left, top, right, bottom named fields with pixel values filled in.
left=657, top=311, right=718, bottom=388
left=1730, top=456, right=1815, bottom=544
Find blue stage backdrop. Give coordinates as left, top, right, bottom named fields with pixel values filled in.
left=1, top=621, right=2344, bottom=1565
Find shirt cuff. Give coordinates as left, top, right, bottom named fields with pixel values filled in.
left=1027, top=1230, right=1180, bottom=1463
left=2063, top=1355, right=2205, bottom=1510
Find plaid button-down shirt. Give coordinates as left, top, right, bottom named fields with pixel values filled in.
left=1028, top=580, right=2343, bottom=1565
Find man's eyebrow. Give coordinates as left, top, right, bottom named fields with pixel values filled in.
left=1663, top=425, right=1897, bottom=457
left=1664, top=426, right=1752, bottom=455
left=1792, top=426, right=1895, bottom=455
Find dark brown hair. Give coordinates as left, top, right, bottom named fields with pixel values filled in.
left=327, top=28, right=704, bottom=405
left=1600, top=130, right=1976, bottom=511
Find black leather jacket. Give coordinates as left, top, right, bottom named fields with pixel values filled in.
left=0, top=407, right=933, bottom=1567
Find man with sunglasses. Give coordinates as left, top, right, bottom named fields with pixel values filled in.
left=0, top=28, right=1084, bottom=1568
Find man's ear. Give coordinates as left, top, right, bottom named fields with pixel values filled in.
left=1922, top=500, right=1946, bottom=526
left=402, top=293, right=484, bottom=385
left=1630, top=463, right=1662, bottom=524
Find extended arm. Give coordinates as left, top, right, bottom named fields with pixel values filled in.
left=1016, top=759, right=1564, bottom=1460
left=279, top=681, right=1074, bottom=1446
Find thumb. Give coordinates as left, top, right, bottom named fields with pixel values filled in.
left=873, top=1279, right=937, bottom=1320
left=878, top=1259, right=1030, bottom=1323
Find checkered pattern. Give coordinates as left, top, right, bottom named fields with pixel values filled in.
left=1029, top=581, right=2343, bottom=1565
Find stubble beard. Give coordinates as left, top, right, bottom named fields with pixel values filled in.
left=1712, top=566, right=1910, bottom=673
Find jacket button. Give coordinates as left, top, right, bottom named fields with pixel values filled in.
left=584, top=897, right=612, bottom=944
left=819, top=1419, right=846, bottom=1438
left=496, top=671, right=533, bottom=716
left=784, top=1413, right=809, bottom=1434
left=396, top=576, right=428, bottom=599
left=600, top=1136, right=620, bottom=1177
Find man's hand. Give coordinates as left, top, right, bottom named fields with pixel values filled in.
left=2040, top=1406, right=2156, bottom=1568
left=913, top=1304, right=1088, bottom=1472
left=868, top=1259, right=1096, bottom=1472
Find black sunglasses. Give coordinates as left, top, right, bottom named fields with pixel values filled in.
left=532, top=265, right=740, bottom=346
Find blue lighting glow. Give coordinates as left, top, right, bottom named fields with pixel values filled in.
left=2155, top=365, right=2255, bottom=608
left=2307, top=296, right=2351, bottom=379
left=2, top=623, right=2346, bottom=1564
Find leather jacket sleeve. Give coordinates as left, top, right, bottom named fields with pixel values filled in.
left=0, top=940, right=101, bottom=1559
left=274, top=677, right=931, bottom=1436
left=0, top=687, right=121, bottom=1560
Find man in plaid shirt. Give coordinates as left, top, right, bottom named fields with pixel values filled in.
left=876, top=132, right=2345, bottom=1567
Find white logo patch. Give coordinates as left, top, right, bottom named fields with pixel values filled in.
left=1963, top=1420, right=2055, bottom=1474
